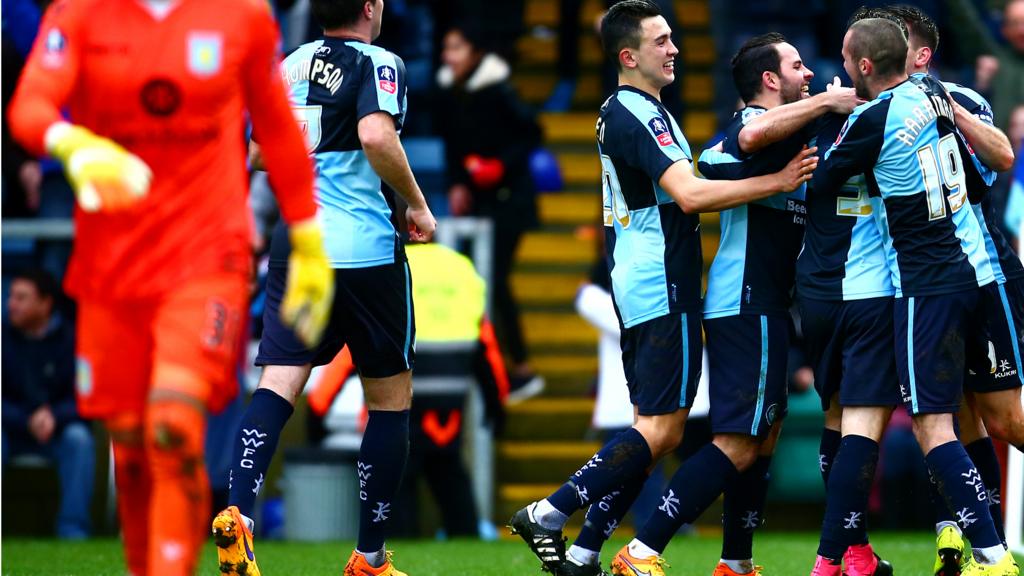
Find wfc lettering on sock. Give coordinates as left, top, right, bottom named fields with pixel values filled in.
left=358, top=461, right=373, bottom=501
left=239, top=428, right=268, bottom=469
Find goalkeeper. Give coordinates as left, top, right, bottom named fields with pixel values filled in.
left=6, top=1, right=331, bottom=575
left=212, top=1, right=436, bottom=576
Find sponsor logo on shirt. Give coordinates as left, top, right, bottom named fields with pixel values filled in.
left=648, top=117, right=673, bottom=147
left=314, top=45, right=331, bottom=57
left=377, top=65, right=397, bottom=94
left=140, top=78, right=182, bottom=117
left=187, top=32, right=223, bottom=77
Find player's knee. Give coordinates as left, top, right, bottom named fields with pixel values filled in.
left=107, top=413, right=145, bottom=446
left=258, top=365, right=311, bottom=404
left=145, top=400, right=205, bottom=475
left=60, top=422, right=95, bottom=452
left=984, top=416, right=1024, bottom=446
left=644, top=432, right=681, bottom=459
left=714, top=435, right=759, bottom=471
left=363, top=371, right=413, bottom=410
left=634, top=417, right=684, bottom=458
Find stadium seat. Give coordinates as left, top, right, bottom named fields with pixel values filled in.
left=529, top=147, right=564, bottom=193
left=403, top=137, right=448, bottom=216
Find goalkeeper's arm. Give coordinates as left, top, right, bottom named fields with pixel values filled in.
left=241, top=7, right=334, bottom=347
left=7, top=1, right=151, bottom=212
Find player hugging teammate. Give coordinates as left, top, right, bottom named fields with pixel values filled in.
left=508, top=2, right=1022, bottom=576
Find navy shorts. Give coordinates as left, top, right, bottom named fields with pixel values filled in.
left=704, top=314, right=789, bottom=436
left=256, top=260, right=415, bottom=378
left=967, top=279, right=1024, bottom=393
left=894, top=289, right=986, bottom=415
left=799, top=296, right=900, bottom=410
left=620, top=311, right=703, bottom=416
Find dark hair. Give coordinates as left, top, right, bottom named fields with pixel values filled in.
left=12, top=269, right=58, bottom=301
left=848, top=18, right=909, bottom=79
left=730, top=32, right=787, bottom=103
left=446, top=19, right=487, bottom=53
left=600, top=0, right=663, bottom=72
left=311, top=0, right=375, bottom=30
left=886, top=4, right=939, bottom=51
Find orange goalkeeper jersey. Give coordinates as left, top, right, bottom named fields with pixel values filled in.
left=8, top=0, right=316, bottom=301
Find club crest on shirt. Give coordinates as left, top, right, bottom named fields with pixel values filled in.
left=377, top=65, right=397, bottom=94
left=187, top=32, right=223, bottom=77
left=76, top=356, right=92, bottom=397
left=648, top=117, right=673, bottom=147
left=835, top=119, right=850, bottom=146
left=40, top=27, right=67, bottom=68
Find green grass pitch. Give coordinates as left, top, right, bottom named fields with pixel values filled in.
left=2, top=533, right=1022, bottom=575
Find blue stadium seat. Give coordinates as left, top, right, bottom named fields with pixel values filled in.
left=403, top=137, right=448, bottom=217
left=530, top=147, right=563, bottom=193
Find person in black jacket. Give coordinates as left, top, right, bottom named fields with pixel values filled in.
left=436, top=22, right=545, bottom=400
left=1, top=269, right=94, bottom=538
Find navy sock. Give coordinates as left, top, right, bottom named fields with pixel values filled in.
left=547, top=428, right=652, bottom=516
left=928, top=466, right=957, bottom=526
left=817, top=435, right=878, bottom=560
left=636, top=444, right=739, bottom=554
left=965, top=437, right=1005, bottom=545
left=574, top=472, right=648, bottom=553
left=819, top=428, right=842, bottom=486
left=357, top=410, right=410, bottom=554
left=926, top=441, right=1001, bottom=549
left=228, top=388, right=294, bottom=518
left=721, top=456, right=772, bottom=561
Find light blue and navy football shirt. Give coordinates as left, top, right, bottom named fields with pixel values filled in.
left=796, top=112, right=894, bottom=301
left=269, top=36, right=408, bottom=269
left=941, top=79, right=1024, bottom=285
left=698, top=106, right=809, bottom=319
left=598, top=86, right=701, bottom=329
left=818, top=76, right=994, bottom=297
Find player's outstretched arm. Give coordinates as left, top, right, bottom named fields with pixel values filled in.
left=954, top=101, right=1015, bottom=172
left=358, top=112, right=437, bottom=243
left=739, top=78, right=861, bottom=154
left=661, top=146, right=818, bottom=214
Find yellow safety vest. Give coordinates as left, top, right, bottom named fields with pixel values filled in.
left=406, top=244, right=486, bottom=343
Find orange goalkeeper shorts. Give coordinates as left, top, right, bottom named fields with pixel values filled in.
left=75, top=270, right=249, bottom=419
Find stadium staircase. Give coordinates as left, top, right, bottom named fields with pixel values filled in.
left=495, top=0, right=720, bottom=529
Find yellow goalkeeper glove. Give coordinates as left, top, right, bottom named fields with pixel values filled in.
left=45, top=122, right=152, bottom=213
left=281, top=217, right=334, bottom=347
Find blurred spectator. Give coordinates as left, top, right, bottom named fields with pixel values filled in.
left=2, top=5, right=78, bottom=279
left=543, top=0, right=684, bottom=118
left=3, top=34, right=38, bottom=217
left=1, top=0, right=42, bottom=57
left=431, top=0, right=525, bottom=67
left=435, top=23, right=545, bottom=398
left=1, top=269, right=94, bottom=539
left=1000, top=104, right=1024, bottom=242
left=946, top=0, right=1024, bottom=130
